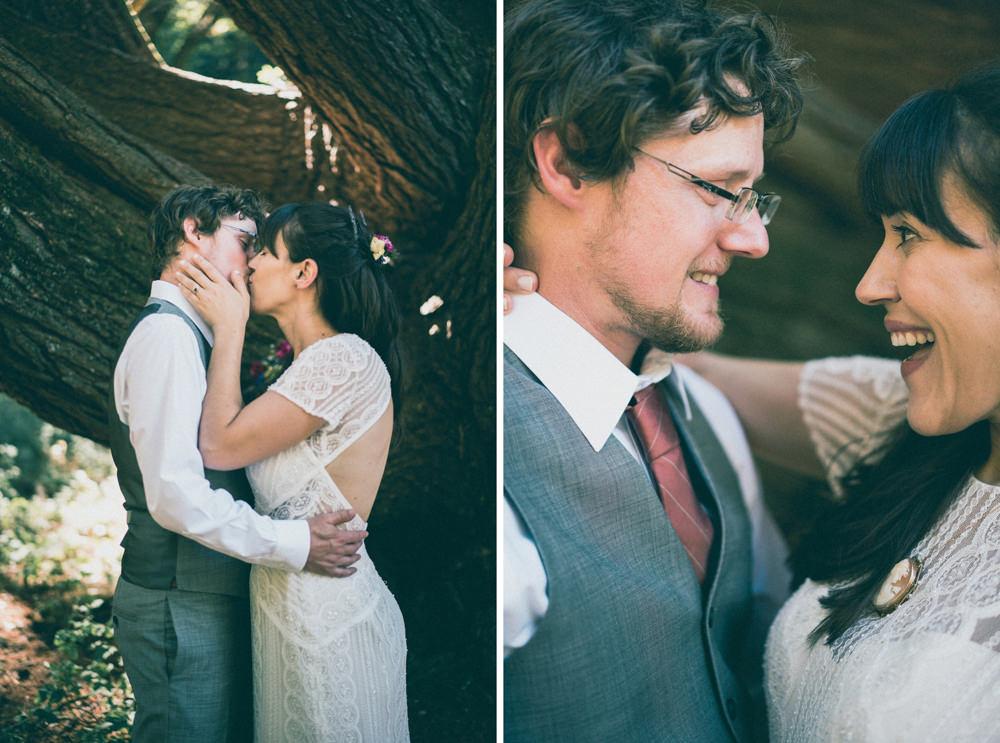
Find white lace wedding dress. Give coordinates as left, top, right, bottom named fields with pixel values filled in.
left=766, top=356, right=1000, bottom=742
left=245, top=334, right=409, bottom=743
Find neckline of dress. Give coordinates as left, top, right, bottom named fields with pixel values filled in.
left=970, top=473, right=1000, bottom=491
left=294, top=332, right=356, bottom=360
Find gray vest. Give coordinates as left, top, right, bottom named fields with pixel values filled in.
left=108, top=300, right=253, bottom=597
left=504, top=347, right=755, bottom=743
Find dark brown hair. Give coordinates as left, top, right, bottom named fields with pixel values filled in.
left=260, top=203, right=404, bottom=412
left=504, top=0, right=804, bottom=243
left=797, top=62, right=1000, bottom=645
left=148, top=185, right=265, bottom=278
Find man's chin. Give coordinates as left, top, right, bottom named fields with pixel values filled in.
left=644, top=314, right=722, bottom=354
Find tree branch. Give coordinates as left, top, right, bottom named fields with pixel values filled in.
left=219, top=0, right=490, bottom=242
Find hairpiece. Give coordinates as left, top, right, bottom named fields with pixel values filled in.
left=347, top=205, right=359, bottom=243
left=370, top=234, right=394, bottom=264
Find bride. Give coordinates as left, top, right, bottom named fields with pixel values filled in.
left=177, top=203, right=409, bottom=742
left=684, top=63, right=1000, bottom=741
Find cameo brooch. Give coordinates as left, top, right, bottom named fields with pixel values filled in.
left=873, top=556, right=922, bottom=615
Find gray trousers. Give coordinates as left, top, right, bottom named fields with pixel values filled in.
left=112, top=578, right=252, bottom=743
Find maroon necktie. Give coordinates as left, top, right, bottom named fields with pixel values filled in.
left=628, top=385, right=714, bottom=582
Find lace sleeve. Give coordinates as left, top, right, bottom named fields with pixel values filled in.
left=269, top=334, right=391, bottom=434
left=798, top=356, right=908, bottom=496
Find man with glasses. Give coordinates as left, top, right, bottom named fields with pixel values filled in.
left=109, top=185, right=364, bottom=742
left=503, top=2, right=803, bottom=741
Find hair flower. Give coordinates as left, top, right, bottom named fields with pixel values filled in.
left=370, top=234, right=394, bottom=264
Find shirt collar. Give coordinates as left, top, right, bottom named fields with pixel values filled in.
left=149, top=280, right=215, bottom=346
left=504, top=292, right=680, bottom=451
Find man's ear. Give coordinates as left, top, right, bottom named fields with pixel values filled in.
left=295, top=258, right=319, bottom=289
left=532, top=126, right=588, bottom=210
left=182, top=217, right=201, bottom=246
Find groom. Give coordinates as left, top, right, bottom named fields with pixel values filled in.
left=503, top=1, right=802, bottom=741
left=109, top=185, right=365, bottom=742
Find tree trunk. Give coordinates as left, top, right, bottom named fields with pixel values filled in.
left=0, top=1, right=495, bottom=738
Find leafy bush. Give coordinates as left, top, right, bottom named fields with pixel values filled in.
left=0, top=403, right=132, bottom=738
left=0, top=397, right=69, bottom=498
left=7, top=600, right=132, bottom=743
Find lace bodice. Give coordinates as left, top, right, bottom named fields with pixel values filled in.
left=244, top=333, right=408, bottom=742
left=246, top=333, right=391, bottom=526
left=766, top=356, right=1000, bottom=742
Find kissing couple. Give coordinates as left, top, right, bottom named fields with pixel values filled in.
left=110, top=185, right=410, bottom=742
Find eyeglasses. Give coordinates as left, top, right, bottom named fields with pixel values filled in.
left=634, top=148, right=781, bottom=226
left=221, top=223, right=260, bottom=257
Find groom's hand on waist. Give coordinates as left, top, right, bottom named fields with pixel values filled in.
left=304, top=509, right=366, bottom=578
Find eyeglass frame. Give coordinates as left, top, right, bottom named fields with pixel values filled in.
left=633, top=148, right=781, bottom=226
left=220, top=222, right=260, bottom=257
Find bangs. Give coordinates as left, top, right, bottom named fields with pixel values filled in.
left=259, top=203, right=301, bottom=257
left=858, top=89, right=975, bottom=246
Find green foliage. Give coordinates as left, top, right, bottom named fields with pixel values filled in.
left=0, top=410, right=132, bottom=738
left=7, top=600, right=132, bottom=742
left=0, top=396, right=68, bottom=497
left=139, top=0, right=273, bottom=84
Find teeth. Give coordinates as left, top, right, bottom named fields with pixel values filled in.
left=889, top=331, right=935, bottom=347
left=690, top=272, right=718, bottom=286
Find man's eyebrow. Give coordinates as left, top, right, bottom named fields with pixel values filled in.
left=698, top=167, right=765, bottom=184
left=724, top=169, right=766, bottom=184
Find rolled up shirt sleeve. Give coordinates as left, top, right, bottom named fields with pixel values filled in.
left=114, top=314, right=309, bottom=571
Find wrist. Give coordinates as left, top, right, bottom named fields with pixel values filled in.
left=216, top=321, right=246, bottom=340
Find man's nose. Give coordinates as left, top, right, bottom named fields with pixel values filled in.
left=855, top=242, right=899, bottom=306
left=719, top=209, right=769, bottom=260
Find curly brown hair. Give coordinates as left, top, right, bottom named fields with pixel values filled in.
left=504, top=0, right=805, bottom=243
left=147, top=185, right=266, bottom=278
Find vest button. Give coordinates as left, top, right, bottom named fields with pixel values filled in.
left=726, top=697, right=737, bottom=718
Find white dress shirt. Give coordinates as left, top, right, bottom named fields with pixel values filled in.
left=503, top=292, right=790, bottom=654
left=113, top=281, right=309, bottom=572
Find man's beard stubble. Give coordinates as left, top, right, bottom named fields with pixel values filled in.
left=605, top=279, right=724, bottom=355
left=585, top=193, right=725, bottom=357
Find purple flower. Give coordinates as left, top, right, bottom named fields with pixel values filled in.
left=249, top=361, right=265, bottom=377
left=276, top=340, right=292, bottom=358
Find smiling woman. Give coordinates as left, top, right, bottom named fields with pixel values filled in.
left=680, top=61, right=1000, bottom=742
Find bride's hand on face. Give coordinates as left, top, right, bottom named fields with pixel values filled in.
left=176, top=253, right=250, bottom=333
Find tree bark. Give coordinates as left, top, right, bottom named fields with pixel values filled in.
left=219, top=0, right=487, bottom=243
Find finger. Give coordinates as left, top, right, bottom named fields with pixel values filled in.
left=306, top=563, right=357, bottom=578
left=316, top=554, right=361, bottom=569
left=326, top=566, right=358, bottom=578
left=329, top=533, right=366, bottom=549
left=179, top=258, right=213, bottom=288
left=190, top=253, right=226, bottom=284
left=175, top=272, right=203, bottom=299
left=231, top=269, right=250, bottom=300
left=504, top=293, right=512, bottom=316
left=326, top=555, right=362, bottom=570
left=503, top=243, right=514, bottom=268
left=331, top=553, right=362, bottom=566
left=503, top=265, right=537, bottom=294
left=324, top=509, right=357, bottom=526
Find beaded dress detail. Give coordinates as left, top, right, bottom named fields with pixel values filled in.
left=246, top=334, right=408, bottom=743
left=766, top=356, right=1000, bottom=742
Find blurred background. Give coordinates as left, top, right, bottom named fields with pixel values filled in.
left=0, top=1, right=494, bottom=740
left=715, top=0, right=999, bottom=545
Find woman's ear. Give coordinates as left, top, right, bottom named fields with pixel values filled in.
left=295, top=258, right=319, bottom=289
